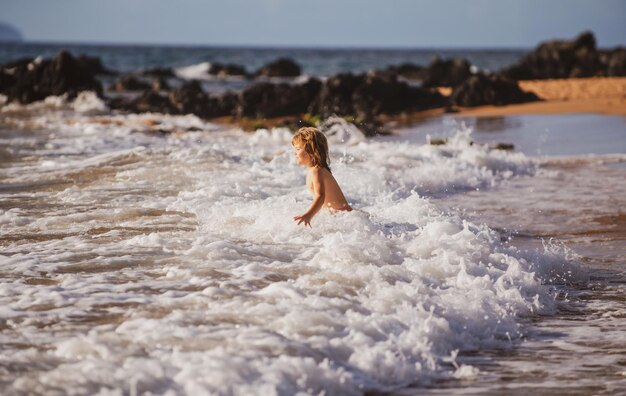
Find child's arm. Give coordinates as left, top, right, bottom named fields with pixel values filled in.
left=294, top=168, right=325, bottom=227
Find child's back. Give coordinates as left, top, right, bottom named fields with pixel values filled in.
left=306, top=166, right=352, bottom=211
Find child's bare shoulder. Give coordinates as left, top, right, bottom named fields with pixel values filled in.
left=310, top=166, right=324, bottom=175
left=312, top=166, right=333, bottom=179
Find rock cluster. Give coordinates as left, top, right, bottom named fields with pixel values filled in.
left=451, top=74, right=540, bottom=107
left=500, top=31, right=626, bottom=79
left=0, top=50, right=103, bottom=103
left=255, top=58, right=301, bottom=78
left=2, top=31, right=623, bottom=125
left=107, top=72, right=445, bottom=122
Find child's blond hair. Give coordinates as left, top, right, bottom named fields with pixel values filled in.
left=292, top=127, right=331, bottom=172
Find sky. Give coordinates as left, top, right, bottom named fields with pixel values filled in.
left=1, top=0, right=625, bottom=48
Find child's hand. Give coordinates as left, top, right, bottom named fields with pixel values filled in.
left=293, top=213, right=312, bottom=228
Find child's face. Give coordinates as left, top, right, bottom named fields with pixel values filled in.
left=293, top=143, right=312, bottom=167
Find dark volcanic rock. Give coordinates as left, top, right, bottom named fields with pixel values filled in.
left=208, top=63, right=247, bottom=77
left=500, top=31, right=603, bottom=80
left=601, top=48, right=626, bottom=76
left=422, top=56, right=472, bottom=87
left=77, top=55, right=115, bottom=75
left=311, top=72, right=446, bottom=119
left=1, top=50, right=103, bottom=103
left=108, top=83, right=237, bottom=118
left=311, top=73, right=365, bottom=118
left=169, top=81, right=238, bottom=118
left=151, top=77, right=170, bottom=91
left=109, top=74, right=151, bottom=92
left=385, top=63, right=427, bottom=80
left=238, top=78, right=322, bottom=118
left=131, top=91, right=176, bottom=114
left=451, top=74, right=540, bottom=107
left=214, top=92, right=239, bottom=117
left=256, top=58, right=301, bottom=78
left=169, top=80, right=211, bottom=117
left=352, top=72, right=446, bottom=118
left=0, top=70, right=16, bottom=92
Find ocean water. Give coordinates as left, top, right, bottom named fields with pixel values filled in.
left=0, top=42, right=525, bottom=77
left=1, top=93, right=625, bottom=395
left=1, top=43, right=626, bottom=395
left=398, top=116, right=626, bottom=394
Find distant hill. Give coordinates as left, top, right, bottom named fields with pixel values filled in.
left=0, top=22, right=24, bottom=42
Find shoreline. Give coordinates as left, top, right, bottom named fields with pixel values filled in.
left=213, top=77, right=626, bottom=131
left=392, top=77, right=626, bottom=125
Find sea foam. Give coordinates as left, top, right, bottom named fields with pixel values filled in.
left=0, top=110, right=586, bottom=394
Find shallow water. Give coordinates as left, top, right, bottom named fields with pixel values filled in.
left=398, top=114, right=626, bottom=157
left=1, top=97, right=624, bottom=395
left=398, top=115, right=626, bottom=394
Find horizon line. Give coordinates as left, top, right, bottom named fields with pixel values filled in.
left=3, top=38, right=536, bottom=52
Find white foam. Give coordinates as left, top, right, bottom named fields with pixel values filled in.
left=0, top=113, right=587, bottom=394
left=173, top=62, right=248, bottom=81
left=174, top=62, right=212, bottom=80
left=72, top=91, right=109, bottom=114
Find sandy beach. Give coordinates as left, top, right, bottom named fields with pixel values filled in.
left=453, top=76, right=626, bottom=117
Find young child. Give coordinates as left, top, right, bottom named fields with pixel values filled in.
left=292, top=127, right=352, bottom=227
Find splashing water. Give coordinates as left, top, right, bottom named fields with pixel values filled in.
left=0, top=99, right=586, bottom=395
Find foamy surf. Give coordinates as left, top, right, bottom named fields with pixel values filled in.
left=174, top=62, right=248, bottom=81
left=0, top=101, right=588, bottom=395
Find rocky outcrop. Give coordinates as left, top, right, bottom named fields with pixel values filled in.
left=384, top=63, right=427, bottom=80
left=0, top=50, right=103, bottom=103
left=255, top=58, right=301, bottom=78
left=108, top=83, right=237, bottom=118
left=212, top=92, right=239, bottom=118
left=151, top=77, right=170, bottom=91
left=223, top=71, right=443, bottom=121
left=499, top=31, right=609, bottom=80
left=109, top=75, right=151, bottom=92
left=352, top=72, right=446, bottom=118
left=169, top=80, right=237, bottom=118
left=168, top=80, right=211, bottom=116
left=0, top=70, right=16, bottom=92
left=311, top=73, right=364, bottom=118
left=451, top=74, right=540, bottom=107
left=209, top=63, right=247, bottom=78
left=311, top=72, right=446, bottom=119
left=600, top=48, right=626, bottom=76
left=129, top=91, right=177, bottom=114
left=237, top=79, right=322, bottom=118
left=106, top=78, right=234, bottom=118
left=422, top=56, right=472, bottom=87
left=77, top=55, right=115, bottom=75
